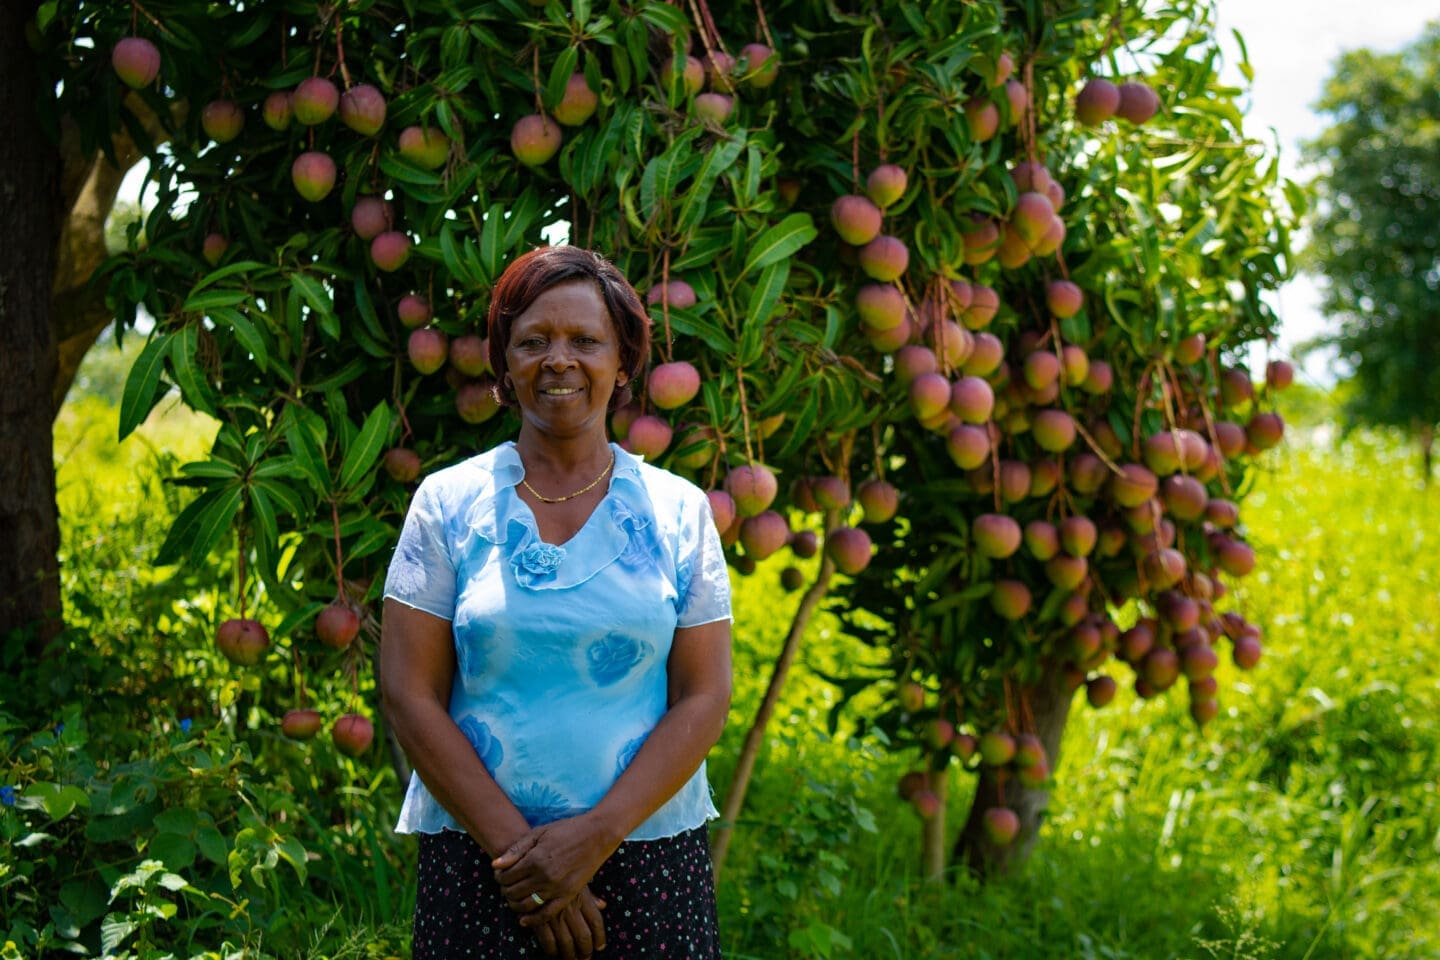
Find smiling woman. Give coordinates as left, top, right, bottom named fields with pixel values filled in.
left=380, top=246, right=733, bottom=960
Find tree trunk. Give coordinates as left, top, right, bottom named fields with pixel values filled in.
left=0, top=1, right=65, bottom=649
left=50, top=93, right=162, bottom=410
left=953, top=661, right=1076, bottom=876
left=919, top=766, right=948, bottom=882
left=710, top=539, right=835, bottom=878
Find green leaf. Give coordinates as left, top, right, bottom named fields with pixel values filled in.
left=59, top=878, right=108, bottom=926
left=479, top=202, right=506, bottom=282
left=545, top=46, right=579, bottom=110
left=182, top=287, right=252, bottom=312
left=347, top=519, right=396, bottom=561
left=292, top=273, right=339, bottom=340
left=101, top=916, right=138, bottom=954
left=275, top=601, right=328, bottom=640
left=503, top=188, right=543, bottom=250
left=254, top=476, right=308, bottom=517
left=276, top=836, right=309, bottom=883
left=379, top=153, right=445, bottom=186
left=155, top=492, right=221, bottom=565
left=439, top=223, right=476, bottom=286
left=666, top=311, right=735, bottom=354
left=149, top=833, right=197, bottom=872
left=638, top=2, right=689, bottom=33
left=188, top=484, right=245, bottom=564
left=188, top=260, right=270, bottom=295
left=209, top=306, right=270, bottom=370
left=670, top=228, right=732, bottom=272
left=118, top=332, right=173, bottom=440
left=338, top=403, right=393, bottom=492
left=154, top=808, right=200, bottom=836
left=774, top=386, right=819, bottom=460
left=676, top=136, right=746, bottom=234
left=178, top=459, right=241, bottom=480
left=196, top=825, right=228, bottom=865
left=284, top=415, right=332, bottom=496
left=25, top=782, right=90, bottom=820
left=743, top=213, right=817, bottom=276
left=745, top=259, right=789, bottom=331
left=168, top=325, right=217, bottom=417
left=248, top=485, right=279, bottom=559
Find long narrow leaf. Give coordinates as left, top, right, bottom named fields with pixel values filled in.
left=743, top=213, right=817, bottom=276
left=118, top=333, right=174, bottom=440
left=188, top=485, right=244, bottom=564
left=338, top=403, right=393, bottom=493
left=168, top=326, right=216, bottom=417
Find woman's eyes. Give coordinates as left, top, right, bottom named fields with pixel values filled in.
left=518, top=335, right=600, bottom=347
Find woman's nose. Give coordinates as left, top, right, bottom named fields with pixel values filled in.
left=542, top=345, right=577, bottom=369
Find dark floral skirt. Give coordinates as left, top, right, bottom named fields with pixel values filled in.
left=412, top=826, right=721, bottom=959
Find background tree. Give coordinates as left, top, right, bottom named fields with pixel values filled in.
left=16, top=0, right=1294, bottom=908
left=1304, top=22, right=1440, bottom=479
left=1, top=0, right=166, bottom=649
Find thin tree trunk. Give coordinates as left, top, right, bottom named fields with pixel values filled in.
left=0, top=1, right=65, bottom=650
left=711, top=546, right=834, bottom=878
left=953, top=661, right=1075, bottom=876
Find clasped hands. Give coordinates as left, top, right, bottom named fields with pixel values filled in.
left=494, top=813, right=621, bottom=959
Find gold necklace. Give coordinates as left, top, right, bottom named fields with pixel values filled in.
left=520, top=451, right=615, bottom=503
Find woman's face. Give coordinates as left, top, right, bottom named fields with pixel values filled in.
left=505, top=279, right=627, bottom=440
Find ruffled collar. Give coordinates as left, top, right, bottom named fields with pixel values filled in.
left=463, top=442, right=656, bottom=590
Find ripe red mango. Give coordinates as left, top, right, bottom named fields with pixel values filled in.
left=725, top=464, right=778, bottom=517
left=739, top=511, right=789, bottom=561
left=825, top=525, right=873, bottom=575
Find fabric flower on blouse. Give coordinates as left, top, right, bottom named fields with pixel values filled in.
left=511, top=782, right=573, bottom=826
left=587, top=633, right=654, bottom=687
left=510, top=540, right=566, bottom=587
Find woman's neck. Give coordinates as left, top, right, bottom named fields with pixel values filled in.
left=513, top=427, right=613, bottom=479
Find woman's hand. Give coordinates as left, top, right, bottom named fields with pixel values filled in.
left=530, top=886, right=607, bottom=959
left=494, top=813, right=621, bottom=927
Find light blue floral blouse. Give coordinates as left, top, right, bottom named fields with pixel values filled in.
left=384, top=441, right=732, bottom=840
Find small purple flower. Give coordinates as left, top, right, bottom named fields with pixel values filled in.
left=0, top=786, right=15, bottom=806
left=511, top=541, right=566, bottom=586
left=179, top=718, right=192, bottom=734
left=53, top=723, right=64, bottom=735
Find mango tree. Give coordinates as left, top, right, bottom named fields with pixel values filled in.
left=39, top=0, right=1293, bottom=882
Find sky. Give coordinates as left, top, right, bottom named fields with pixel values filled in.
left=1211, top=0, right=1440, bottom=382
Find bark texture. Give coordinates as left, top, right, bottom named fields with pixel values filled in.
left=1, top=1, right=64, bottom=646
left=953, top=662, right=1076, bottom=876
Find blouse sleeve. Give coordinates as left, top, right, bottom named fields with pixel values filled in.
left=676, top=490, right=733, bottom=628
left=383, top=480, right=458, bottom=621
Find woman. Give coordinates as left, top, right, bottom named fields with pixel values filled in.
left=380, top=245, right=733, bottom=960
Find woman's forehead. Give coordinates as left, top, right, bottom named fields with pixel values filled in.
left=512, top=280, right=612, bottom=329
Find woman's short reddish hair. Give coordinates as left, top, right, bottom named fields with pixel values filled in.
left=486, top=246, right=651, bottom=409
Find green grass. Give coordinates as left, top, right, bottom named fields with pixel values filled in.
left=40, top=378, right=1440, bottom=958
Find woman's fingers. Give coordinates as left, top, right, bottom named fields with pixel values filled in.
left=550, top=914, right=578, bottom=960
left=563, top=903, right=594, bottom=958
left=578, top=889, right=607, bottom=953
left=533, top=920, right=559, bottom=957
left=492, top=830, right=539, bottom=871
left=519, top=894, right=571, bottom=927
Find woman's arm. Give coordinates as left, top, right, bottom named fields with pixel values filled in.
left=493, top=617, right=732, bottom=925
left=381, top=599, right=609, bottom=959
left=379, top=598, right=535, bottom=858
